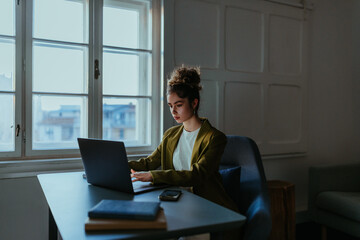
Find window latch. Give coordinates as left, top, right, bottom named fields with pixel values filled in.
left=15, top=124, right=21, bottom=137
left=95, top=59, right=100, bottom=80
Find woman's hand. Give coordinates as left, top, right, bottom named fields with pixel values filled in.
left=130, top=169, right=153, bottom=182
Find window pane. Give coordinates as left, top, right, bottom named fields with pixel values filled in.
left=33, top=42, right=88, bottom=94
left=0, top=94, right=15, bottom=152
left=33, top=0, right=88, bottom=43
left=0, top=0, right=15, bottom=36
left=104, top=0, right=151, bottom=49
left=0, top=39, right=15, bottom=91
left=103, top=50, right=151, bottom=96
left=103, top=98, right=150, bottom=146
left=33, top=95, right=88, bottom=150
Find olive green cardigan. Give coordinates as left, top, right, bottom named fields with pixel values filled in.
left=128, top=119, right=238, bottom=212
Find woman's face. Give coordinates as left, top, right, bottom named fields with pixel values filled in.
left=167, top=92, right=197, bottom=123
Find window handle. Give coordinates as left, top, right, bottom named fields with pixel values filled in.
left=95, top=59, right=100, bottom=79
left=15, top=124, right=21, bottom=137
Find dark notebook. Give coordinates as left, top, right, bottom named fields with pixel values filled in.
left=85, top=209, right=167, bottom=231
left=88, top=200, right=161, bottom=221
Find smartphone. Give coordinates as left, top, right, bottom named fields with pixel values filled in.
left=159, top=190, right=182, bottom=201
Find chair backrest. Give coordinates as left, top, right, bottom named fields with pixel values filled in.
left=220, top=135, right=272, bottom=240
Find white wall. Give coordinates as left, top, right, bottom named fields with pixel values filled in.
left=1, top=0, right=360, bottom=239
left=0, top=177, right=48, bottom=240
left=163, top=0, right=360, bottom=213
left=249, top=0, right=360, bottom=212
left=353, top=0, right=360, bottom=149
left=307, top=0, right=356, bottom=163
left=164, top=0, right=309, bottom=155
left=285, top=0, right=359, bottom=210
left=264, top=0, right=360, bottom=214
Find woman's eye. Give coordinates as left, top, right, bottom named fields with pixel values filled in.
left=176, top=105, right=182, bottom=108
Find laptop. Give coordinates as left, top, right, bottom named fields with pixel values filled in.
left=77, top=138, right=167, bottom=194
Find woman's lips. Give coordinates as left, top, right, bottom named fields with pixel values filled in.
left=174, top=116, right=180, bottom=120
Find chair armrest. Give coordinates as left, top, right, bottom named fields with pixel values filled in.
left=308, top=162, right=360, bottom=211
left=243, top=196, right=272, bottom=240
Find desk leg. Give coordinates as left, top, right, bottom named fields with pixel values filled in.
left=49, top=208, right=58, bottom=240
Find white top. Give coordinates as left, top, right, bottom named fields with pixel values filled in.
left=172, top=127, right=201, bottom=170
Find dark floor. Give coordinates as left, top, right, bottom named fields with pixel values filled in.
left=296, top=222, right=360, bottom=240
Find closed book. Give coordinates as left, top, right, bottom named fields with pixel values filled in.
left=85, top=209, right=167, bottom=231
left=88, top=200, right=161, bottom=220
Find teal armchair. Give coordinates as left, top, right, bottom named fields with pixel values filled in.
left=218, top=136, right=272, bottom=240
left=308, top=162, right=360, bottom=238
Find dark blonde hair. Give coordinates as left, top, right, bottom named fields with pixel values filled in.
left=167, top=66, right=202, bottom=115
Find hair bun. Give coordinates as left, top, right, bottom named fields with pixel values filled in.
left=168, top=66, right=202, bottom=91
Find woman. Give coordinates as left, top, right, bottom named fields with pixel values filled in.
left=129, top=66, right=237, bottom=212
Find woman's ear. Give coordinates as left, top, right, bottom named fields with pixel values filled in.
left=192, top=98, right=199, bottom=110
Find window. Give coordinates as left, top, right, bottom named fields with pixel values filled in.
left=31, top=0, right=89, bottom=151
left=0, top=0, right=161, bottom=159
left=102, top=0, right=152, bottom=147
left=0, top=0, right=18, bottom=156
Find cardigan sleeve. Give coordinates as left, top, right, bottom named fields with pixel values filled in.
left=127, top=127, right=175, bottom=171
left=150, top=131, right=226, bottom=187
left=128, top=144, right=161, bottom=171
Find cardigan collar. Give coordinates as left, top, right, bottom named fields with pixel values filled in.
left=191, top=118, right=212, bottom=165
left=167, top=118, right=212, bottom=168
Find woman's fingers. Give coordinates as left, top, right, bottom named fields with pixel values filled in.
left=132, top=177, right=140, bottom=182
left=130, top=171, right=152, bottom=182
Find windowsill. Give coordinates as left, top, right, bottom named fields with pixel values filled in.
left=0, top=154, right=149, bottom=180
left=0, top=158, right=83, bottom=180
left=0, top=152, right=306, bottom=180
